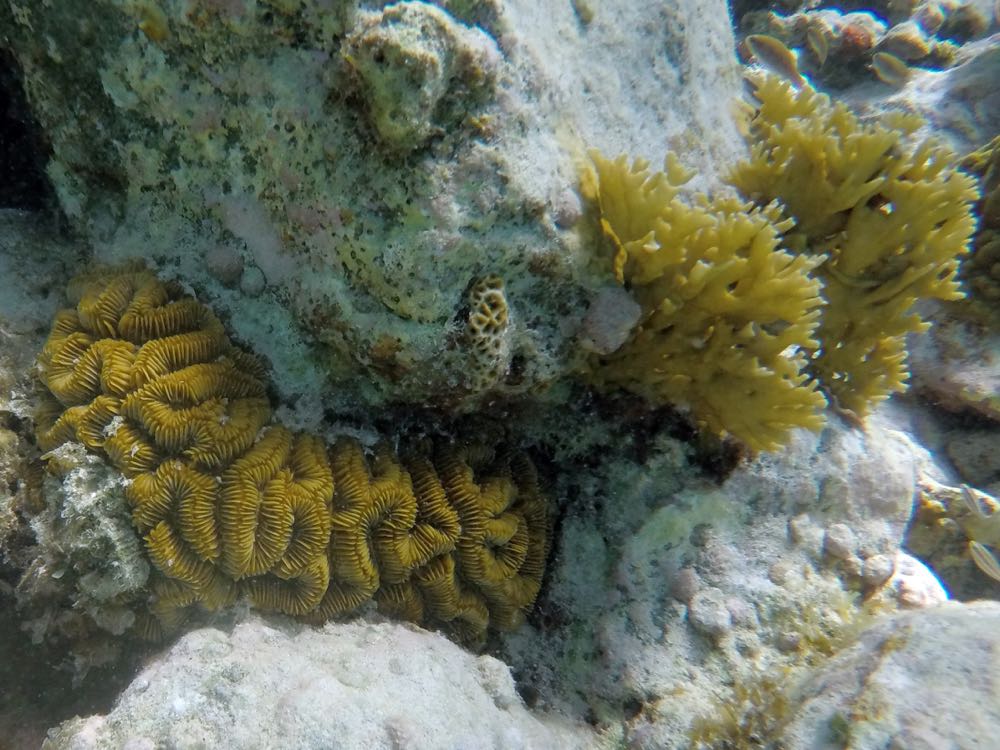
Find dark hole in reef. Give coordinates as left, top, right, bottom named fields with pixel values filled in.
left=622, top=697, right=644, bottom=720
left=0, top=48, right=55, bottom=210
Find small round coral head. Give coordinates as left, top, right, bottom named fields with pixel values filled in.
left=743, top=34, right=808, bottom=89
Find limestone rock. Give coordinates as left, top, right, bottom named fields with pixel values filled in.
left=506, top=407, right=946, bottom=748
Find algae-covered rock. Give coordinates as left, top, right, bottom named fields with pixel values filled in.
left=0, top=0, right=744, bottom=418
left=19, top=443, right=149, bottom=644
left=776, top=601, right=1000, bottom=750
left=503, top=406, right=945, bottom=747
left=343, top=2, right=501, bottom=150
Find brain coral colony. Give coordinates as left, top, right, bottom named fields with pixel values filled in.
left=583, top=74, right=979, bottom=450
left=35, top=267, right=550, bottom=645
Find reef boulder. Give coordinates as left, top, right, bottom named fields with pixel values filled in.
left=776, top=601, right=1000, bottom=750
left=0, top=0, right=745, bottom=418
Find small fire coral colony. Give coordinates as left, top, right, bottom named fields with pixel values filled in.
left=581, top=152, right=827, bottom=452
left=35, top=268, right=550, bottom=644
left=583, top=74, right=978, bottom=449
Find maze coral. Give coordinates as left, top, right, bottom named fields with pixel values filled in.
left=36, top=267, right=550, bottom=644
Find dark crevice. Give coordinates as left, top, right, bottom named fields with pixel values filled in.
left=0, top=48, right=56, bottom=211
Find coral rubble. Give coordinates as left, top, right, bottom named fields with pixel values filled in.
left=35, top=267, right=550, bottom=644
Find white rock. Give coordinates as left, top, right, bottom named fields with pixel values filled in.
left=43, top=617, right=599, bottom=750
left=823, top=523, right=858, bottom=561
left=887, top=551, right=950, bottom=609
left=511, top=411, right=939, bottom=748
left=688, top=587, right=732, bottom=638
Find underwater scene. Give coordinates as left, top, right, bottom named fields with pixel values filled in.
left=0, top=0, right=998, bottom=748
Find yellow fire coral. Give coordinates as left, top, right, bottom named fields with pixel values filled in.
left=729, top=74, right=979, bottom=415
left=36, top=267, right=550, bottom=644
left=581, top=152, right=827, bottom=451
left=583, top=74, right=979, bottom=446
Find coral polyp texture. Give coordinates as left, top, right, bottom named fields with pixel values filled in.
left=36, top=267, right=550, bottom=644
left=729, top=74, right=979, bottom=416
left=583, top=74, right=978, bottom=449
left=581, top=151, right=827, bottom=452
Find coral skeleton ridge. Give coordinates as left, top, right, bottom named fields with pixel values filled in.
left=582, top=74, right=979, bottom=448
left=960, top=135, right=1000, bottom=311
left=36, top=268, right=550, bottom=644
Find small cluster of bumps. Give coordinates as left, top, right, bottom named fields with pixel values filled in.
left=583, top=74, right=979, bottom=450
left=36, top=267, right=550, bottom=644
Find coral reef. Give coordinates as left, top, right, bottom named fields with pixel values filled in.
left=35, top=267, right=551, bottom=644
left=736, top=2, right=983, bottom=89
left=910, top=478, right=1000, bottom=597
left=730, top=74, right=979, bottom=416
left=580, top=151, right=826, bottom=451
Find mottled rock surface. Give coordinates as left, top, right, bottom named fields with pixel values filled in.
left=909, top=310, right=1000, bottom=422
left=504, top=405, right=954, bottom=747
left=0, top=0, right=744, bottom=420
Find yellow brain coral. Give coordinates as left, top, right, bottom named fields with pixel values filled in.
left=581, top=152, right=827, bottom=451
left=36, top=267, right=550, bottom=645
